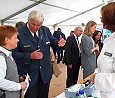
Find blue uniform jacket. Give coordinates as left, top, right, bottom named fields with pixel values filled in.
left=12, top=24, right=58, bottom=85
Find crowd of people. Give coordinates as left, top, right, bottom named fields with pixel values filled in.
left=0, top=2, right=115, bottom=98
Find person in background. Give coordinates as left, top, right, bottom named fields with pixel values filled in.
left=92, top=30, right=103, bottom=58
left=12, top=10, right=65, bottom=98
left=91, top=2, right=115, bottom=98
left=81, top=21, right=99, bottom=79
left=15, top=21, right=25, bottom=28
left=0, top=25, right=27, bottom=98
left=70, top=31, right=74, bottom=35
left=53, top=28, right=66, bottom=64
left=64, top=27, right=83, bottom=88
left=15, top=21, right=27, bottom=82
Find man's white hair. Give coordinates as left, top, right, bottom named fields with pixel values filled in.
left=74, top=27, right=82, bottom=32
left=28, top=10, right=44, bottom=23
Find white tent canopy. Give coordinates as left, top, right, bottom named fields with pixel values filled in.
left=0, top=0, right=114, bottom=36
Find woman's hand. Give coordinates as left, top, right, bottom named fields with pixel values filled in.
left=90, top=73, right=96, bottom=84
left=20, top=82, right=27, bottom=91
left=95, top=44, right=99, bottom=51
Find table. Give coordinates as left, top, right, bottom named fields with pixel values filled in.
left=55, top=92, right=95, bottom=98
left=78, top=74, right=94, bottom=84
left=55, top=74, right=101, bottom=98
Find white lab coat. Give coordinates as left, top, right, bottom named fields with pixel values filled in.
left=95, top=32, right=115, bottom=98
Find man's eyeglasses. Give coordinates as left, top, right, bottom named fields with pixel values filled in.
left=77, top=29, right=83, bottom=32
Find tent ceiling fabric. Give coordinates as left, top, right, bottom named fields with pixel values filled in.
left=0, top=0, right=34, bottom=20
left=0, top=0, right=113, bottom=26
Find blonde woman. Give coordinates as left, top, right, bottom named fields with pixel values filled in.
left=81, top=21, right=99, bottom=78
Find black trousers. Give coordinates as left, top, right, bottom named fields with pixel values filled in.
left=25, top=73, right=50, bottom=98
left=0, top=90, right=5, bottom=98
left=66, top=67, right=80, bottom=88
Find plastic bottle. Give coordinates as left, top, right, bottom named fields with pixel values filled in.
left=77, top=90, right=87, bottom=98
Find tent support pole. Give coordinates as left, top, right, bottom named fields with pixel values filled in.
left=54, top=3, right=105, bottom=26
left=0, top=0, right=46, bottom=22
left=42, top=2, right=81, bottom=13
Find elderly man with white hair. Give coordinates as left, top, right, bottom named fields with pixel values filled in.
left=12, top=10, right=65, bottom=98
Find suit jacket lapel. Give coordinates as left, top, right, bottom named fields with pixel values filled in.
left=38, top=27, right=43, bottom=45
left=72, top=35, right=78, bottom=49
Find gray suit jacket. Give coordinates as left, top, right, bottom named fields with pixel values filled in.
left=81, top=34, right=96, bottom=78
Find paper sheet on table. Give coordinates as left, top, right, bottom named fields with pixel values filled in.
left=23, top=73, right=29, bottom=95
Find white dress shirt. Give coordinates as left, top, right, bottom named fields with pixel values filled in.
left=0, top=46, right=21, bottom=91
left=74, top=34, right=81, bottom=54
left=27, top=23, right=39, bottom=37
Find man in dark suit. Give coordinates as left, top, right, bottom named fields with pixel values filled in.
left=64, top=27, right=83, bottom=88
left=53, top=28, right=66, bottom=64
left=12, top=10, right=65, bottom=98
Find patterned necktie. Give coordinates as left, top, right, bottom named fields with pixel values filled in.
left=76, top=37, right=81, bottom=55
left=76, top=37, right=79, bottom=45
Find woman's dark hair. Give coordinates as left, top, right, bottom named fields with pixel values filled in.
left=92, top=30, right=102, bottom=43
